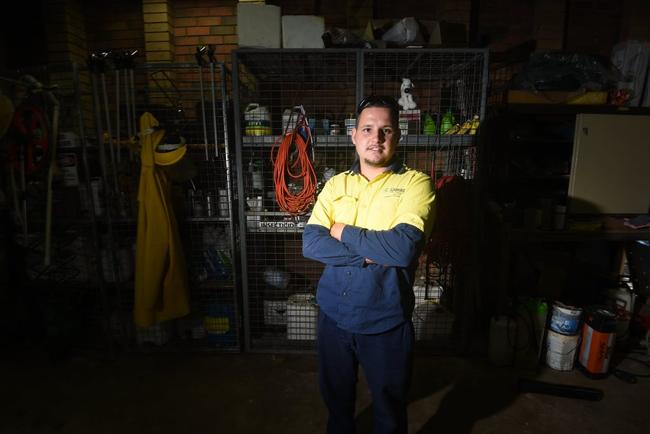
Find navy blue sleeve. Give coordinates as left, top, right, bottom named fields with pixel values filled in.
left=302, top=224, right=366, bottom=267
left=340, top=223, right=424, bottom=268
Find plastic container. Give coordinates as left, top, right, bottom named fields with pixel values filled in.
left=440, top=109, right=455, bottom=134
left=244, top=103, right=271, bottom=135
left=287, top=293, right=318, bottom=340
left=546, top=329, right=580, bottom=371
left=204, top=303, right=237, bottom=347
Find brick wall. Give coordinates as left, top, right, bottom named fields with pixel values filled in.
left=620, top=0, right=650, bottom=42
left=478, top=0, right=535, bottom=52
left=144, top=0, right=175, bottom=63
left=533, top=0, right=566, bottom=51
left=44, top=0, right=93, bottom=132
left=173, top=0, right=238, bottom=64
left=46, top=0, right=88, bottom=65
left=84, top=0, right=145, bottom=55
left=565, top=0, right=622, bottom=56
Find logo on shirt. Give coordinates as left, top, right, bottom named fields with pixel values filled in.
left=383, top=187, right=405, bottom=197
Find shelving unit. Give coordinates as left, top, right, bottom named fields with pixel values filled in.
left=0, top=62, right=111, bottom=353
left=84, top=61, right=240, bottom=352
left=483, top=104, right=650, bottom=313
left=232, top=48, right=489, bottom=353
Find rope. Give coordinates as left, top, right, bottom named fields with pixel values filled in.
left=271, top=112, right=317, bottom=215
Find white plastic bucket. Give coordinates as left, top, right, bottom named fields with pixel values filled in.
left=546, top=329, right=580, bottom=371
left=413, top=285, right=442, bottom=304
left=549, top=302, right=582, bottom=335
left=287, top=293, right=318, bottom=340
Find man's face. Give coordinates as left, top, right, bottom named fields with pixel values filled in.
left=351, top=107, right=399, bottom=168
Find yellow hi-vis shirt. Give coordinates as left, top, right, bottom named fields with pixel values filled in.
left=303, top=159, right=435, bottom=333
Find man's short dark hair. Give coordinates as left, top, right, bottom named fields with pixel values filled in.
left=356, top=95, right=400, bottom=128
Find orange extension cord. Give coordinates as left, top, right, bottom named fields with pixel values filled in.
left=271, top=113, right=317, bottom=215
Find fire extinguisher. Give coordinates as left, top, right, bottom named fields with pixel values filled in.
left=578, top=307, right=617, bottom=378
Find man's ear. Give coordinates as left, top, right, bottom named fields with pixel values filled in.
left=351, top=128, right=357, bottom=145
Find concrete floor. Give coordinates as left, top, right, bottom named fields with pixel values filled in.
left=3, top=348, right=649, bottom=434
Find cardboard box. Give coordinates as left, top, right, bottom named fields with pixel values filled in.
left=282, top=15, right=325, bottom=49
left=507, top=90, right=608, bottom=105
left=237, top=3, right=281, bottom=48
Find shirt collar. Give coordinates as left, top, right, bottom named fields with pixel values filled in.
left=349, top=155, right=406, bottom=175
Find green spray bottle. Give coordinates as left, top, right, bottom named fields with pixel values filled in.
left=440, top=109, right=455, bottom=134
left=423, top=112, right=436, bottom=135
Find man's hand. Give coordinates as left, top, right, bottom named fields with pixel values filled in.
left=330, top=223, right=345, bottom=241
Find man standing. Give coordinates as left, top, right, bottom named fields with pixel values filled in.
left=303, top=96, right=435, bottom=434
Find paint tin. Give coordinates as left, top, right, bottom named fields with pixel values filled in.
left=549, top=302, right=583, bottom=335
left=546, top=329, right=580, bottom=371
left=578, top=307, right=617, bottom=377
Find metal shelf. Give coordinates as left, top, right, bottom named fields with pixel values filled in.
left=242, top=134, right=476, bottom=148
left=235, top=48, right=488, bottom=83
left=247, top=227, right=305, bottom=234
left=186, top=216, right=231, bottom=223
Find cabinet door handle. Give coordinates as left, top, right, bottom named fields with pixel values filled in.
left=583, top=127, right=589, bottom=136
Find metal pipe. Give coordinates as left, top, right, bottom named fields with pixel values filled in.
left=220, top=63, right=237, bottom=325
left=44, top=93, right=60, bottom=266
left=209, top=62, right=219, bottom=158
left=100, top=72, right=119, bottom=194
left=231, top=52, right=252, bottom=351
left=198, top=63, right=209, bottom=160
left=129, top=68, right=137, bottom=146
left=74, top=62, right=114, bottom=356
left=115, top=69, right=121, bottom=164
left=92, top=69, right=123, bottom=331
left=19, top=147, right=27, bottom=239
left=123, top=69, right=132, bottom=153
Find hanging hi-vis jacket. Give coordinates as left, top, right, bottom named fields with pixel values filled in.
left=302, top=158, right=435, bottom=334
left=134, top=112, right=189, bottom=327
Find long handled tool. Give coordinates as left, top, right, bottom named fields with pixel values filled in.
left=207, top=46, right=219, bottom=158
left=114, top=54, right=122, bottom=165
left=125, top=50, right=138, bottom=162
left=44, top=87, right=60, bottom=266
left=88, top=52, right=123, bottom=299
left=196, top=46, right=210, bottom=161
left=122, top=57, right=132, bottom=159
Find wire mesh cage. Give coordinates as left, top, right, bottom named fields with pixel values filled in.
left=84, top=59, right=240, bottom=352
left=233, top=49, right=488, bottom=353
left=0, top=62, right=108, bottom=350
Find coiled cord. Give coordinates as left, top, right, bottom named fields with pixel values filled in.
left=271, top=113, right=317, bottom=215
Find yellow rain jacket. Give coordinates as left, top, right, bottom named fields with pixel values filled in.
left=134, top=112, right=189, bottom=327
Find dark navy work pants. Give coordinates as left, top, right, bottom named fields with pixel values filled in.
left=317, top=311, right=414, bottom=434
